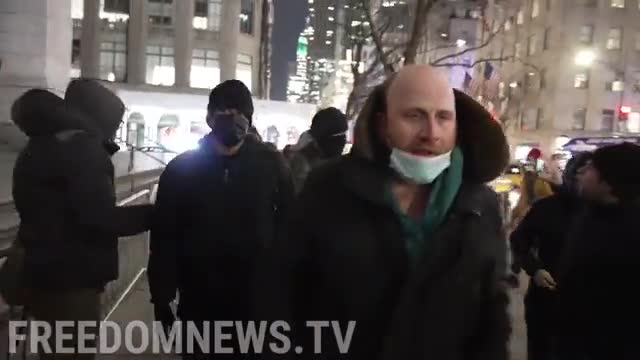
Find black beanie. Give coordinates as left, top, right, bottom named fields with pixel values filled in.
left=208, top=80, right=254, bottom=124
left=310, top=107, right=348, bottom=139
left=591, top=143, right=640, bottom=201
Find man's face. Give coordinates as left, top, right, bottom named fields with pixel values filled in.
left=577, top=160, right=611, bottom=201
left=381, top=67, right=457, bottom=156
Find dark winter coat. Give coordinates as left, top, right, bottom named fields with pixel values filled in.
left=257, top=89, right=511, bottom=360
left=147, top=135, right=294, bottom=320
left=11, top=82, right=152, bottom=290
left=289, top=139, right=327, bottom=194
left=511, top=189, right=581, bottom=294
left=555, top=202, right=640, bottom=359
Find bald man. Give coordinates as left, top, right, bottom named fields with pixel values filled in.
left=257, top=65, right=511, bottom=360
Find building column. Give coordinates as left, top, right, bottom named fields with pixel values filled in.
left=174, top=0, right=195, bottom=88
left=127, top=0, right=148, bottom=85
left=220, top=0, right=241, bottom=82
left=80, top=0, right=101, bottom=79
left=0, top=0, right=71, bottom=146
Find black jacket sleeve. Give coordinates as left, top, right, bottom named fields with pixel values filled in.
left=65, top=136, right=152, bottom=237
left=147, top=161, right=182, bottom=305
left=510, top=203, right=545, bottom=276
left=468, top=193, right=510, bottom=360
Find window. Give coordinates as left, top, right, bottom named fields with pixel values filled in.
left=515, top=42, right=522, bottom=58
left=528, top=34, right=538, bottom=55
left=191, top=49, right=220, bottom=89
left=194, top=0, right=222, bottom=31
left=236, top=54, right=253, bottom=91
left=579, top=25, right=594, bottom=44
left=583, top=0, right=597, bottom=7
left=103, top=0, right=130, bottom=14
left=522, top=109, right=540, bottom=130
left=146, top=46, right=175, bottom=86
left=99, top=41, right=127, bottom=82
left=601, top=109, right=616, bottom=131
left=525, top=72, right=536, bottom=89
left=543, top=27, right=551, bottom=50
left=240, top=0, right=255, bottom=35
left=634, top=72, right=640, bottom=92
left=148, top=0, right=173, bottom=26
left=540, top=69, right=547, bottom=89
left=505, top=17, right=513, bottom=31
left=606, top=80, right=625, bottom=91
left=607, top=28, right=623, bottom=50
left=611, top=0, right=625, bottom=8
left=635, top=31, right=640, bottom=51
left=532, top=0, right=540, bottom=18
left=573, top=108, right=587, bottom=130
left=574, top=72, right=589, bottom=88
left=517, top=9, right=524, bottom=24
left=499, top=82, right=506, bottom=98
left=546, top=0, right=552, bottom=11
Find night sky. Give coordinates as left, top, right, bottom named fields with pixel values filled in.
left=270, top=0, right=308, bottom=101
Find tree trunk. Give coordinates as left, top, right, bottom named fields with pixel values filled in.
left=403, top=0, right=433, bottom=65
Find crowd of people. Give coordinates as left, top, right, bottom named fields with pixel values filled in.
left=5, top=64, right=640, bottom=360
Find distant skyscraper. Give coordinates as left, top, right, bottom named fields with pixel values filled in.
left=287, top=35, right=311, bottom=103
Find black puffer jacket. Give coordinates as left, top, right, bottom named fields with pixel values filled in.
left=257, top=89, right=511, bottom=360
left=147, top=134, right=294, bottom=319
left=11, top=81, right=152, bottom=290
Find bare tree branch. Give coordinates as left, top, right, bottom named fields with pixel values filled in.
left=430, top=18, right=507, bottom=66
left=403, top=0, right=436, bottom=65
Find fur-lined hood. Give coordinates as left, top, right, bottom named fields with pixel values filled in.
left=352, top=85, right=509, bottom=184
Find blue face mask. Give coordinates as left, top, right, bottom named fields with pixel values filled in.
left=389, top=148, right=452, bottom=184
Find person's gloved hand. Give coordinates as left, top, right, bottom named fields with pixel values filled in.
left=153, top=302, right=176, bottom=334
left=533, top=269, right=557, bottom=290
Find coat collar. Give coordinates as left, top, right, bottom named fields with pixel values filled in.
left=340, top=153, right=488, bottom=217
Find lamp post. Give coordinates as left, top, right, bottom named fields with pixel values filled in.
left=574, top=49, right=627, bottom=132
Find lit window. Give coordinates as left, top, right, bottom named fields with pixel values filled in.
left=532, top=0, right=540, bottom=17
left=528, top=34, right=538, bottom=55
left=573, top=108, right=587, bottom=130
left=240, top=0, right=254, bottom=35
left=193, top=0, right=222, bottom=31
left=579, top=25, right=594, bottom=44
left=606, top=80, right=625, bottom=91
left=100, top=41, right=127, bottom=82
left=191, top=49, right=220, bottom=89
left=236, top=54, right=253, bottom=91
left=607, top=27, right=622, bottom=50
left=517, top=9, right=524, bottom=24
left=611, top=0, right=625, bottom=8
left=146, top=46, right=175, bottom=86
left=574, top=72, right=589, bottom=88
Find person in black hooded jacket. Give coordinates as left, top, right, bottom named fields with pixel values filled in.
left=11, top=80, right=152, bottom=359
left=509, top=151, right=591, bottom=360
left=555, top=143, right=640, bottom=360
left=256, top=65, right=510, bottom=360
left=147, top=80, right=294, bottom=358
left=289, top=107, right=348, bottom=194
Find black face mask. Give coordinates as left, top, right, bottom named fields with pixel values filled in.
left=317, top=134, right=347, bottom=158
left=210, top=113, right=250, bottom=147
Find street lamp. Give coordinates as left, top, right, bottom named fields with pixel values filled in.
left=574, top=49, right=596, bottom=66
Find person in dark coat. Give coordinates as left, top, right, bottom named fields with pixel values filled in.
left=509, top=152, right=592, bottom=360
left=148, top=80, right=294, bottom=358
left=289, top=107, right=348, bottom=194
left=555, top=143, right=640, bottom=360
left=257, top=65, right=511, bottom=360
left=11, top=80, right=153, bottom=359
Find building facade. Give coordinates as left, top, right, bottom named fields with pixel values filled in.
left=478, top=0, right=640, bottom=155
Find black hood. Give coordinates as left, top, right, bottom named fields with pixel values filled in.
left=10, top=89, right=98, bottom=137
left=65, top=79, right=126, bottom=140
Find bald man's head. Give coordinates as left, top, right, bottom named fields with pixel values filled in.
left=380, top=65, right=457, bottom=157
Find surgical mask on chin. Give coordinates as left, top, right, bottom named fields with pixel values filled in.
left=389, top=148, right=452, bottom=184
